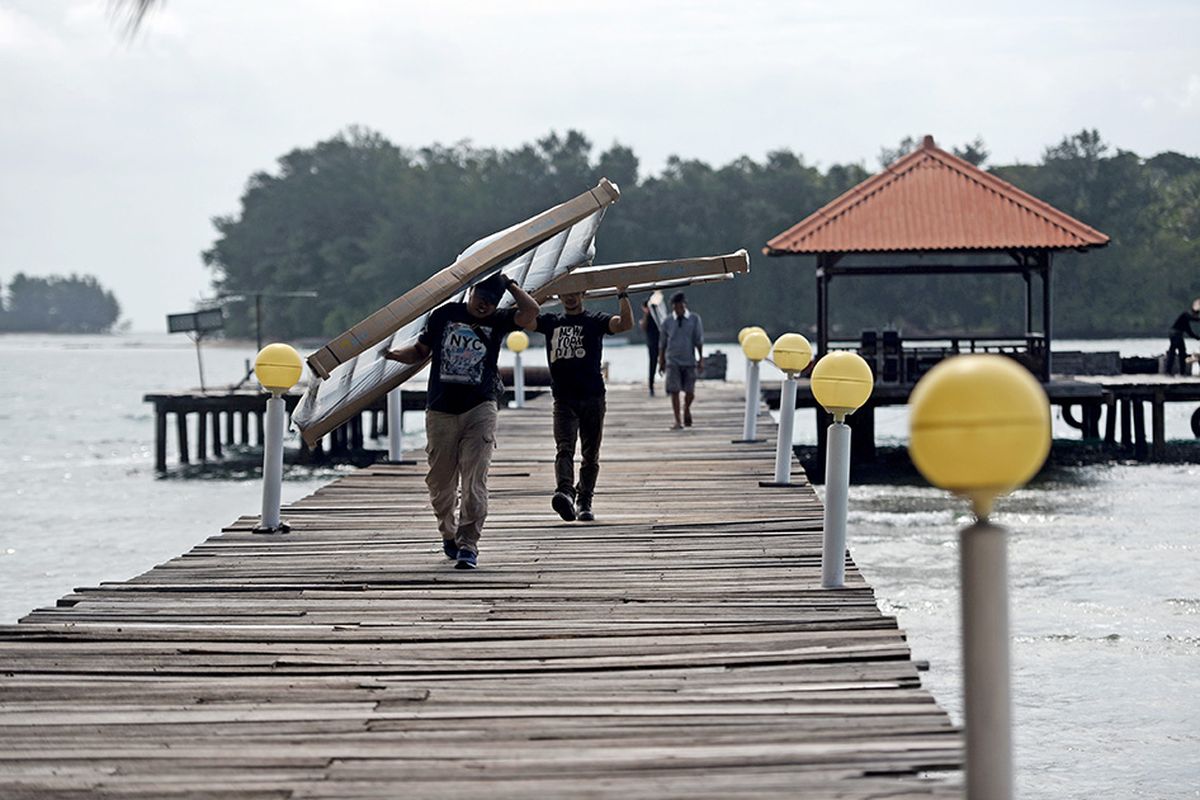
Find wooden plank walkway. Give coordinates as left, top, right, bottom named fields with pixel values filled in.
left=0, top=382, right=962, bottom=798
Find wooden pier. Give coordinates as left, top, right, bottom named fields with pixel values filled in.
left=767, top=374, right=1200, bottom=464
left=0, top=383, right=961, bottom=798
left=145, top=366, right=552, bottom=472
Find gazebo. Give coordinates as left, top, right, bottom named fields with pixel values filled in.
left=764, top=135, right=1110, bottom=382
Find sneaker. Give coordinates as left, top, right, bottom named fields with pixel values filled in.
left=455, top=549, right=477, bottom=569
left=552, top=491, right=577, bottom=522
left=442, top=539, right=458, bottom=561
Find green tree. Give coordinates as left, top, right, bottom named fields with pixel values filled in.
left=0, top=274, right=121, bottom=333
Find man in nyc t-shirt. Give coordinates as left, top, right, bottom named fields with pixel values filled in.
left=526, top=288, right=634, bottom=522
left=385, top=272, right=538, bottom=569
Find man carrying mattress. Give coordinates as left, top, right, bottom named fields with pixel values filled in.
left=523, top=287, right=634, bottom=522
left=385, top=272, right=539, bottom=569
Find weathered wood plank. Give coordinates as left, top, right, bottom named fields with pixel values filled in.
left=0, top=383, right=961, bottom=797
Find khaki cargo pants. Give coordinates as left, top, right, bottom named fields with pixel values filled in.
left=424, top=401, right=498, bottom=555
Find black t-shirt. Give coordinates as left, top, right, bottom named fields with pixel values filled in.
left=536, top=310, right=614, bottom=402
left=419, top=304, right=520, bottom=414
left=1170, top=312, right=1199, bottom=338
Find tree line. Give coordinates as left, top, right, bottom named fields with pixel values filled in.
left=203, top=127, right=1200, bottom=342
left=0, top=274, right=122, bottom=334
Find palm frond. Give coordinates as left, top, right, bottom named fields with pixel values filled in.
left=109, top=0, right=161, bottom=37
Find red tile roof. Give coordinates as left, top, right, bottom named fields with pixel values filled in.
left=764, top=136, right=1110, bottom=255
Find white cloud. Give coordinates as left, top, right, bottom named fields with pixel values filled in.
left=2, top=0, right=1200, bottom=329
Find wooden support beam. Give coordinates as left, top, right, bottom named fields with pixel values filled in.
left=1120, top=398, right=1132, bottom=452
left=196, top=411, right=207, bottom=462
left=239, top=411, right=250, bottom=445
left=210, top=411, right=222, bottom=459
left=154, top=407, right=167, bottom=473
left=1132, top=400, right=1147, bottom=461
left=1152, top=391, right=1166, bottom=461
left=1104, top=396, right=1117, bottom=445
left=175, top=411, right=189, bottom=465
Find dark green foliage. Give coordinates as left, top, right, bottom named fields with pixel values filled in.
left=204, top=127, right=1199, bottom=341
left=0, top=274, right=121, bottom=333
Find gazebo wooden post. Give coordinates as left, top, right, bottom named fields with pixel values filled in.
left=1023, top=268, right=1034, bottom=336
left=816, top=254, right=830, bottom=358
left=1041, top=250, right=1053, bottom=380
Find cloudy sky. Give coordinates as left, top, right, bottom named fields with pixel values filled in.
left=2, top=0, right=1198, bottom=330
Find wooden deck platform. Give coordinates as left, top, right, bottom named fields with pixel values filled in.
left=0, top=383, right=961, bottom=798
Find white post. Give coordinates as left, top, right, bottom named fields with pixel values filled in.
left=961, top=520, right=1012, bottom=800
left=387, top=387, right=404, bottom=461
left=742, top=359, right=761, bottom=441
left=773, top=374, right=797, bottom=484
left=821, top=419, right=851, bottom=588
left=514, top=351, right=526, bottom=409
left=257, top=391, right=287, bottom=532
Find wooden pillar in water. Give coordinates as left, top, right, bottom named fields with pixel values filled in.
left=1104, top=396, right=1117, bottom=445
left=1120, top=399, right=1132, bottom=452
left=1151, top=391, right=1166, bottom=461
left=351, top=414, right=364, bottom=450
left=370, top=411, right=380, bottom=439
left=155, top=406, right=167, bottom=472
left=224, top=409, right=235, bottom=445
left=1132, top=400, right=1147, bottom=461
left=176, top=411, right=190, bottom=465
left=211, top=411, right=222, bottom=459
left=253, top=412, right=264, bottom=446
left=196, top=411, right=208, bottom=462
left=240, top=411, right=250, bottom=445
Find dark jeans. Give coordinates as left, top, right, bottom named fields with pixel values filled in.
left=1168, top=333, right=1188, bottom=375
left=553, top=396, right=606, bottom=504
left=646, top=341, right=659, bottom=390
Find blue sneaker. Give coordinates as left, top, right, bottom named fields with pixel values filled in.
left=455, top=549, right=478, bottom=570
left=442, top=539, right=458, bottom=560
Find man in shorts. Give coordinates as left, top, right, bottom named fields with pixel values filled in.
left=657, top=291, right=704, bottom=430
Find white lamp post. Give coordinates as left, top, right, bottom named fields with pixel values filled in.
left=252, top=343, right=303, bottom=534
left=507, top=330, right=530, bottom=409
left=809, top=351, right=874, bottom=589
left=765, top=333, right=813, bottom=486
left=736, top=326, right=771, bottom=443
left=909, top=355, right=1051, bottom=800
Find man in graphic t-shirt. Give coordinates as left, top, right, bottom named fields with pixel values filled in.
left=524, top=288, right=634, bottom=522
left=385, top=272, right=539, bottom=569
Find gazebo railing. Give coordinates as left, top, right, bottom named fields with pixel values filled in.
left=832, top=331, right=1048, bottom=383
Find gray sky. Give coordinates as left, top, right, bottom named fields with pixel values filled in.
left=2, top=0, right=1198, bottom=331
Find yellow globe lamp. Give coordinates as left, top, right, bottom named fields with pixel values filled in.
left=506, top=330, right=530, bottom=353
left=771, top=333, right=813, bottom=375
left=738, top=325, right=767, bottom=346
left=254, top=343, right=303, bottom=393
left=811, top=351, right=874, bottom=420
left=909, top=355, right=1051, bottom=519
left=741, top=330, right=771, bottom=363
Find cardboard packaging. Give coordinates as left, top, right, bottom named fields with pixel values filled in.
left=538, top=250, right=749, bottom=298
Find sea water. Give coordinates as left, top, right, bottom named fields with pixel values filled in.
left=1, top=332, right=1197, bottom=798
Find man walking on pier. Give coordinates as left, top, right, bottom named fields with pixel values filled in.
left=640, top=298, right=660, bottom=396
left=1167, top=297, right=1200, bottom=375
left=385, top=272, right=539, bottom=569
left=526, top=288, right=634, bottom=522
left=658, top=291, right=705, bottom=430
